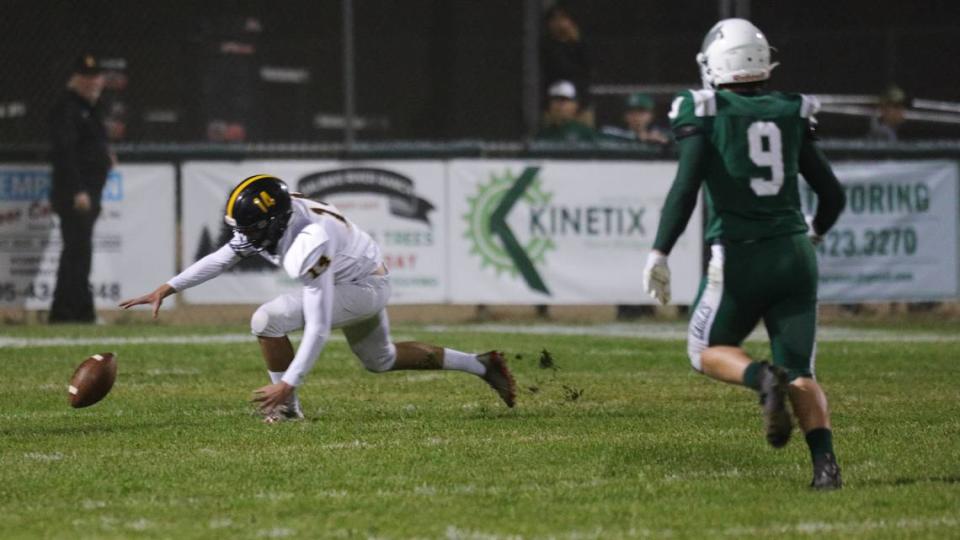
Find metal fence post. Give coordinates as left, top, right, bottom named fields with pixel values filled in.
left=342, top=0, right=356, bottom=150
left=522, top=0, right=541, bottom=140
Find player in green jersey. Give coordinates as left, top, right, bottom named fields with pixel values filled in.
left=643, top=18, right=847, bottom=489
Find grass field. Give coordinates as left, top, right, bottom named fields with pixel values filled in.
left=1, top=322, right=959, bottom=539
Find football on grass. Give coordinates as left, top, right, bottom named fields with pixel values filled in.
left=68, top=353, right=118, bottom=408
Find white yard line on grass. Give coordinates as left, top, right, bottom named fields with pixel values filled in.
left=422, top=323, right=960, bottom=342
left=717, top=515, right=960, bottom=537
left=1, top=323, right=956, bottom=349
left=0, top=333, right=258, bottom=348
left=0, top=334, right=345, bottom=349
left=445, top=515, right=960, bottom=539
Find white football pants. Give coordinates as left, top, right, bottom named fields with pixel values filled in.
left=250, top=273, right=396, bottom=372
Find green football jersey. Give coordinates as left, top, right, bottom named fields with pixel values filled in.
left=668, top=89, right=819, bottom=242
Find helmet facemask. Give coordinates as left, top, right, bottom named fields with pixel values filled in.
left=227, top=211, right=292, bottom=254
left=223, top=175, right=294, bottom=254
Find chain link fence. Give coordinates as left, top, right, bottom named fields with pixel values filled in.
left=1, top=0, right=959, bottom=148
left=2, top=1, right=960, bottom=326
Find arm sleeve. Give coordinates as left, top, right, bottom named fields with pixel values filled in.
left=49, top=104, right=83, bottom=196
left=166, top=243, right=242, bottom=292
left=798, top=135, right=846, bottom=235
left=281, top=268, right=334, bottom=387
left=652, top=135, right=708, bottom=254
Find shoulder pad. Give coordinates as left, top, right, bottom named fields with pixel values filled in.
left=282, top=223, right=330, bottom=280
left=669, top=90, right=715, bottom=135
left=689, top=89, right=717, bottom=117
left=668, top=89, right=717, bottom=121
left=799, top=94, right=821, bottom=119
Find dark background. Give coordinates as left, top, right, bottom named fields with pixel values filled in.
left=1, top=0, right=957, bottom=144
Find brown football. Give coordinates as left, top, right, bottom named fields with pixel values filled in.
left=68, top=353, right=118, bottom=408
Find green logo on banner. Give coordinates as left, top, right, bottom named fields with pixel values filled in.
left=464, top=167, right=554, bottom=295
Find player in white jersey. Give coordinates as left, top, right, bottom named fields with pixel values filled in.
left=120, top=175, right=515, bottom=421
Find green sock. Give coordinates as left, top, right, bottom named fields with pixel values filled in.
left=805, top=428, right=834, bottom=461
left=742, top=361, right=764, bottom=390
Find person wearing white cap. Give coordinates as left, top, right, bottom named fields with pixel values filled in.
left=537, top=80, right=595, bottom=142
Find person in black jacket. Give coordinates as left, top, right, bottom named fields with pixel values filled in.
left=48, top=54, right=112, bottom=323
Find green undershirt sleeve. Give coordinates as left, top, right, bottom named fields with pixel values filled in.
left=798, top=136, right=846, bottom=235
left=652, top=134, right=707, bottom=254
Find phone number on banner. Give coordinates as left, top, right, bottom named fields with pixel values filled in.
left=0, top=282, right=121, bottom=303
left=816, top=226, right=918, bottom=258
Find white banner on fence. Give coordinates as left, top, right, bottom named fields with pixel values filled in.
left=180, top=161, right=448, bottom=304
left=0, top=164, right=175, bottom=310
left=802, top=160, right=959, bottom=302
left=448, top=160, right=702, bottom=304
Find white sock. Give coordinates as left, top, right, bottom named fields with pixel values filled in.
left=443, top=349, right=486, bottom=376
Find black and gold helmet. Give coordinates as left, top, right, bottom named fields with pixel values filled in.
left=223, top=174, right=293, bottom=253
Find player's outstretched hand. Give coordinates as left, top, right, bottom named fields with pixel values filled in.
left=252, top=382, right=295, bottom=414
left=643, top=250, right=671, bottom=305
left=118, top=284, right=175, bottom=319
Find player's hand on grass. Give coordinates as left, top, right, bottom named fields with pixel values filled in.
left=118, top=284, right=175, bottom=318
left=252, top=382, right=295, bottom=415
left=643, top=250, right=671, bottom=305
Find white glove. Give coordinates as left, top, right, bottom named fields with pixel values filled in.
left=804, top=214, right=823, bottom=246
left=643, top=250, right=671, bottom=305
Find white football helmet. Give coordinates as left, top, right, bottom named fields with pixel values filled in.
left=696, top=18, right=778, bottom=89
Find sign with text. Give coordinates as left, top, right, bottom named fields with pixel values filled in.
left=801, top=160, right=959, bottom=302
left=0, top=164, right=175, bottom=309
left=180, top=161, right=447, bottom=304
left=448, top=160, right=702, bottom=304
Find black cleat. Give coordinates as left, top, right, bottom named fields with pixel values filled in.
left=477, top=351, right=516, bottom=408
left=758, top=362, right=793, bottom=448
left=811, top=453, right=843, bottom=490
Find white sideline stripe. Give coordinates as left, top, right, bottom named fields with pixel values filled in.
left=717, top=515, right=960, bottom=537
left=421, top=323, right=960, bottom=343
left=0, top=334, right=345, bottom=349
left=0, top=324, right=956, bottom=349
left=445, top=515, right=959, bottom=539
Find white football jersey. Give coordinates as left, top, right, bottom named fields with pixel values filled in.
left=166, top=195, right=386, bottom=388
left=271, top=197, right=381, bottom=284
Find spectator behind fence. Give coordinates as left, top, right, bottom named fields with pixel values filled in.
left=541, top=4, right=594, bottom=124
left=48, top=54, right=113, bottom=323
left=600, top=92, right=671, bottom=145
left=537, top=80, right=596, bottom=143
left=867, top=85, right=907, bottom=142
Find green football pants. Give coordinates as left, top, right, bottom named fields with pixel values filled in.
left=688, top=233, right=819, bottom=380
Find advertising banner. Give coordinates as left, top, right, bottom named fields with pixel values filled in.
left=180, top=161, right=447, bottom=304
left=0, top=164, right=176, bottom=310
left=447, top=160, right=702, bottom=304
left=802, top=160, right=959, bottom=302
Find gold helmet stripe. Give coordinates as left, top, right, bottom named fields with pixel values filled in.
left=226, top=174, right=273, bottom=218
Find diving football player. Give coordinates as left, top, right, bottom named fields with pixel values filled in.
left=643, top=19, right=846, bottom=489
left=121, top=175, right=515, bottom=421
